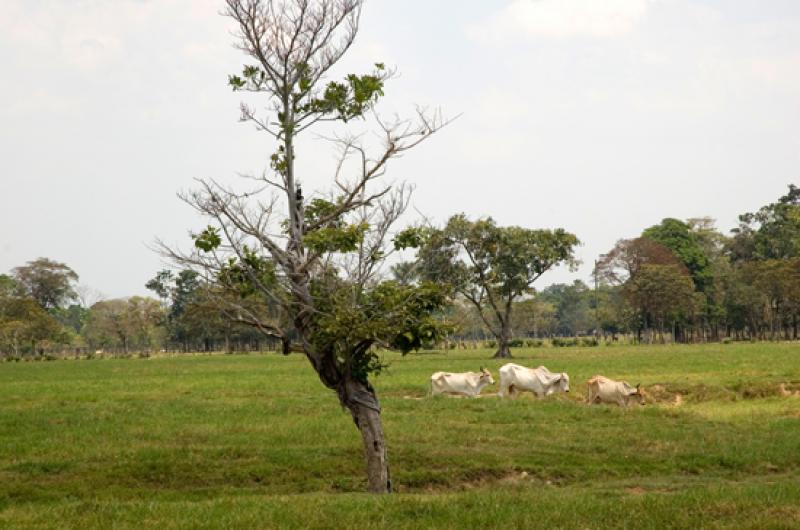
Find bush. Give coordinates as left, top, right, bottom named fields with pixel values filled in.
left=579, top=337, right=599, bottom=347
left=524, top=339, right=543, bottom=348
left=552, top=337, right=578, bottom=347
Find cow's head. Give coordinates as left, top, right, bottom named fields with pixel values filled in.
left=479, top=367, right=495, bottom=385
left=626, top=383, right=646, bottom=405
left=558, top=372, right=570, bottom=393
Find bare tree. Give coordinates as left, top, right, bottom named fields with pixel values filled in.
left=159, top=0, right=449, bottom=493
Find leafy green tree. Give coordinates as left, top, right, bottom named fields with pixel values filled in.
left=0, top=297, right=64, bottom=357
left=0, top=275, right=16, bottom=299
left=511, top=297, right=557, bottom=338
left=12, top=258, right=79, bottom=312
left=540, top=281, right=593, bottom=337
left=0, top=273, right=70, bottom=357
left=730, top=184, right=800, bottom=262
left=159, top=0, right=450, bottom=493
left=643, top=218, right=712, bottom=292
left=685, top=218, right=731, bottom=338
left=83, top=299, right=131, bottom=353
left=54, top=304, right=89, bottom=334
left=597, top=238, right=699, bottom=341
left=145, top=270, right=174, bottom=306
left=83, top=297, right=165, bottom=354
left=623, top=264, right=700, bottom=342
left=593, top=285, right=632, bottom=338
left=744, top=259, right=800, bottom=339
left=147, top=269, right=201, bottom=349
left=410, top=215, right=579, bottom=358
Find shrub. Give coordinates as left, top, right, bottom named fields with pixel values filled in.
left=552, top=337, right=578, bottom=347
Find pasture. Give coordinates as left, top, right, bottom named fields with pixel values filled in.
left=1, top=343, right=799, bottom=529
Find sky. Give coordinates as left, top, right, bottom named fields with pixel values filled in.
left=1, top=0, right=799, bottom=300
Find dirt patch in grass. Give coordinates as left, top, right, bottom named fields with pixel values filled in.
left=645, top=385, right=684, bottom=406
left=644, top=381, right=800, bottom=405
left=397, top=468, right=547, bottom=493
left=766, top=505, right=800, bottom=522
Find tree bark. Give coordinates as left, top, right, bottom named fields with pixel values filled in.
left=340, top=378, right=391, bottom=493
left=493, top=322, right=513, bottom=359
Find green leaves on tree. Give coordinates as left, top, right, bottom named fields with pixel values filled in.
left=304, top=223, right=369, bottom=254
left=193, top=227, right=222, bottom=252
left=299, top=63, right=386, bottom=122
left=393, top=227, right=430, bottom=251
left=218, top=247, right=278, bottom=299
left=228, top=64, right=266, bottom=91
left=270, top=146, right=288, bottom=176
left=304, top=198, right=341, bottom=226
left=308, top=276, right=451, bottom=382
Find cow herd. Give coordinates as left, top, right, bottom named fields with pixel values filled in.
left=429, top=363, right=645, bottom=407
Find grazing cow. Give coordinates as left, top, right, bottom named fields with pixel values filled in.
left=429, top=368, right=494, bottom=397
left=498, top=364, right=570, bottom=399
left=586, top=375, right=645, bottom=407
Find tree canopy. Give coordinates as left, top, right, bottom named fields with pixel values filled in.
left=12, top=258, right=79, bottom=312
left=730, top=184, right=800, bottom=261
left=642, top=218, right=712, bottom=292
left=406, top=214, right=579, bottom=357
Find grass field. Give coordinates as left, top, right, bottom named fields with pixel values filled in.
left=1, top=343, right=799, bottom=529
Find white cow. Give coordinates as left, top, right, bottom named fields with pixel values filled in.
left=586, top=375, right=645, bottom=407
left=429, top=368, right=494, bottom=397
left=498, top=364, right=570, bottom=399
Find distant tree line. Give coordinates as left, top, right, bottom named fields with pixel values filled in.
left=0, top=260, right=278, bottom=359
left=422, top=185, right=800, bottom=348
left=2, top=185, right=798, bottom=360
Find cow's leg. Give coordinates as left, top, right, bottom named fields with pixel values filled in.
left=498, top=382, right=509, bottom=398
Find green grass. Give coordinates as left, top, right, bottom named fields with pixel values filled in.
left=1, top=343, right=799, bottom=529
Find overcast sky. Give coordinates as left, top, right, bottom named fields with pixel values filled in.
left=1, top=0, right=799, bottom=300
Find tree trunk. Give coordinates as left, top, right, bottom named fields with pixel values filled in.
left=351, top=403, right=390, bottom=493
left=493, top=343, right=512, bottom=358
left=493, top=324, right=513, bottom=359
left=339, top=378, right=391, bottom=493
left=492, top=315, right=512, bottom=359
